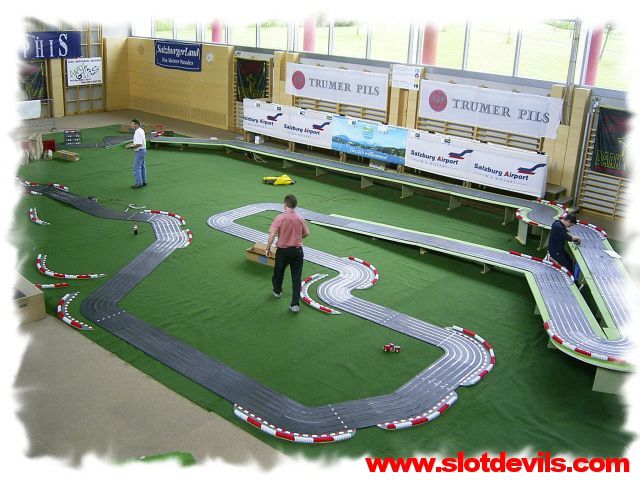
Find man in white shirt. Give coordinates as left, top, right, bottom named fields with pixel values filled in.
left=125, top=119, right=147, bottom=189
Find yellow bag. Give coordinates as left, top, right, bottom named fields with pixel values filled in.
left=262, top=174, right=295, bottom=185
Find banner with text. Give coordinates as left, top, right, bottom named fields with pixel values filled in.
left=66, top=57, right=103, bottom=86
left=23, top=31, right=81, bottom=60
left=331, top=116, right=407, bottom=165
left=242, top=100, right=333, bottom=148
left=418, top=80, right=563, bottom=138
left=391, top=64, right=422, bottom=90
left=286, top=63, right=389, bottom=110
left=155, top=40, right=202, bottom=72
left=591, top=107, right=630, bottom=177
left=405, top=131, right=548, bottom=197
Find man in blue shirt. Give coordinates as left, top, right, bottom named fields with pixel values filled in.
left=548, top=213, right=581, bottom=272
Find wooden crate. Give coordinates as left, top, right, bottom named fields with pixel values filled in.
left=14, top=273, right=46, bottom=324
left=245, top=242, right=276, bottom=268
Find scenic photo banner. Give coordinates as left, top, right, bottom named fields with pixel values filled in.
left=419, top=80, right=563, bottom=139
left=331, top=116, right=407, bottom=165
left=405, top=131, right=548, bottom=197
left=286, top=63, right=389, bottom=110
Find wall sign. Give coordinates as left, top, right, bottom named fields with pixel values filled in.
left=66, top=57, right=103, bottom=86
left=23, top=31, right=82, bottom=60
left=154, top=40, right=202, bottom=72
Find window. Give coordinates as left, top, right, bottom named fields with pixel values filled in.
left=517, top=21, right=574, bottom=82
left=296, top=19, right=329, bottom=54
left=259, top=20, right=288, bottom=50
left=332, top=19, right=367, bottom=58
left=434, top=23, right=466, bottom=69
left=370, top=21, right=410, bottom=62
left=466, top=21, right=517, bottom=76
left=132, top=19, right=152, bottom=38
left=175, top=22, right=197, bottom=41
left=230, top=23, right=256, bottom=47
left=595, top=25, right=627, bottom=91
left=154, top=19, right=173, bottom=39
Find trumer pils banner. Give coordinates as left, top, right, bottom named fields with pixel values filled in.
left=419, top=80, right=563, bottom=139
left=286, top=63, right=389, bottom=110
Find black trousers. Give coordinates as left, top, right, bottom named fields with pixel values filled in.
left=549, top=250, right=573, bottom=273
left=272, top=246, right=304, bottom=306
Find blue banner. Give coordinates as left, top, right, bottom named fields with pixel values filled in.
left=23, top=31, right=82, bottom=60
left=331, top=117, right=407, bottom=165
left=155, top=40, right=202, bottom=72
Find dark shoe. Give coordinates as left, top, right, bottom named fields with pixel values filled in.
left=142, top=182, right=147, bottom=186
left=131, top=184, right=143, bottom=189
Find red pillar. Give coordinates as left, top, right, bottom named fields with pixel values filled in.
left=303, top=14, right=317, bottom=52
left=421, top=24, right=439, bottom=65
left=584, top=26, right=604, bottom=86
left=211, top=19, right=223, bottom=43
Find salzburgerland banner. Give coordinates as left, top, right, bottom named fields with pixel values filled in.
left=242, top=100, right=333, bottom=149
left=405, top=131, right=548, bottom=197
left=155, top=40, right=201, bottom=72
left=419, top=80, right=563, bottom=139
left=331, top=116, right=407, bottom=165
left=23, top=31, right=81, bottom=60
left=590, top=107, right=631, bottom=177
left=66, top=57, right=103, bottom=86
left=286, top=63, right=389, bottom=110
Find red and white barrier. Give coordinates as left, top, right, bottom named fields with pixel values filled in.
left=452, top=325, right=496, bottom=385
left=29, top=207, right=49, bottom=225
left=300, top=274, right=340, bottom=314
left=185, top=229, right=193, bottom=245
left=377, top=392, right=458, bottom=430
left=508, top=250, right=574, bottom=283
left=576, top=220, right=609, bottom=238
left=48, top=183, right=69, bottom=192
left=543, top=321, right=627, bottom=365
left=144, top=209, right=187, bottom=225
left=56, top=292, right=93, bottom=331
left=35, top=282, right=70, bottom=289
left=36, top=253, right=105, bottom=279
left=234, top=404, right=355, bottom=443
left=347, top=256, right=379, bottom=286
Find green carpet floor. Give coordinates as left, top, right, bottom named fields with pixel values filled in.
left=14, top=125, right=632, bottom=461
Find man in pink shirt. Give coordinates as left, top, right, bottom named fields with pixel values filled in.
left=266, top=194, right=309, bottom=313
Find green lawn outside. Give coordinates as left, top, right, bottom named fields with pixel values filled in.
left=153, top=20, right=627, bottom=90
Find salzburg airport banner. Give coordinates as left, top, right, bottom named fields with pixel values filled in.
left=155, top=40, right=202, bottom=71
left=242, top=100, right=333, bottom=148
left=405, top=131, right=548, bottom=197
left=66, top=57, right=103, bottom=86
left=286, top=63, right=389, bottom=110
left=418, top=80, right=563, bottom=139
left=331, top=116, right=407, bottom=165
